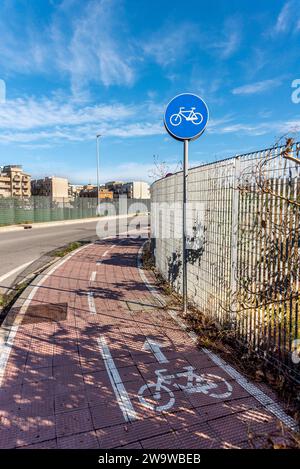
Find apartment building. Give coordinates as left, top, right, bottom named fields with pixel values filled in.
left=120, top=181, right=150, bottom=199
left=79, top=185, right=114, bottom=199
left=104, top=181, right=125, bottom=198
left=0, top=165, right=31, bottom=198
left=31, top=177, right=69, bottom=200
left=68, top=184, right=83, bottom=199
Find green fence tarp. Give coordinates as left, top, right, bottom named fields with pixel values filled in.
left=0, top=196, right=150, bottom=226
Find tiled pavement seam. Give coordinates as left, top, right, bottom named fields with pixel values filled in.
left=0, top=235, right=298, bottom=449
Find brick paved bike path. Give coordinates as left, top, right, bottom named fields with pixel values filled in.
left=0, top=236, right=297, bottom=449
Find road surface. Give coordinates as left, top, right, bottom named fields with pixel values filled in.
left=0, top=215, right=149, bottom=292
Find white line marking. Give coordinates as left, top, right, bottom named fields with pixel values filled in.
left=0, top=234, right=144, bottom=388
left=0, top=259, right=38, bottom=283
left=0, top=244, right=90, bottom=387
left=137, top=243, right=299, bottom=432
left=87, top=291, right=96, bottom=314
left=90, top=271, right=97, bottom=282
left=202, top=348, right=298, bottom=431
left=169, top=309, right=299, bottom=432
left=97, top=336, right=138, bottom=422
left=142, top=338, right=169, bottom=364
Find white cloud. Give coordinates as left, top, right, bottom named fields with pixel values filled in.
left=215, top=119, right=300, bottom=137
left=0, top=21, right=47, bottom=74
left=143, top=23, right=197, bottom=66
left=208, top=115, right=236, bottom=130
left=143, top=15, right=241, bottom=69
left=275, top=1, right=293, bottom=33
left=279, top=120, right=300, bottom=133
left=26, top=158, right=207, bottom=184
left=209, top=16, right=241, bottom=59
left=0, top=123, right=164, bottom=145
left=232, top=78, right=282, bottom=95
left=1, top=92, right=298, bottom=147
left=59, top=0, right=136, bottom=92
left=0, top=97, right=135, bottom=130
left=24, top=160, right=170, bottom=184
left=0, top=95, right=164, bottom=144
left=274, top=1, right=300, bottom=34
left=32, top=161, right=155, bottom=184
left=218, top=123, right=271, bottom=136
left=216, top=31, right=240, bottom=60
left=104, top=122, right=164, bottom=138
left=0, top=0, right=136, bottom=93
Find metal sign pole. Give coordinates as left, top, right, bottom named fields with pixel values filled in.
left=183, top=139, right=188, bottom=314
left=163, top=93, right=209, bottom=315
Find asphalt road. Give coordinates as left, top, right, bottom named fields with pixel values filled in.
left=0, top=215, right=149, bottom=292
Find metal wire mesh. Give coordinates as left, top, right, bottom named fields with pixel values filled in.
left=151, top=142, right=300, bottom=382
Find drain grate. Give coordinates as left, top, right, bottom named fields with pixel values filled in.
left=22, top=302, right=68, bottom=324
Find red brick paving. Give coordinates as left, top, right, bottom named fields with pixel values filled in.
left=0, top=236, right=295, bottom=448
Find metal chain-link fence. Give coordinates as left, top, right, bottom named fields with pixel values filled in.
left=151, top=141, right=300, bottom=382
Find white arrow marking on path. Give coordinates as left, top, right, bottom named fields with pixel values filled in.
left=142, top=339, right=169, bottom=364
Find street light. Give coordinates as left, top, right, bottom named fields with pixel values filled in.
left=96, top=134, right=101, bottom=212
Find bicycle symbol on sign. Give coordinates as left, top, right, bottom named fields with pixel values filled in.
left=138, top=366, right=232, bottom=412
left=170, top=107, right=203, bottom=126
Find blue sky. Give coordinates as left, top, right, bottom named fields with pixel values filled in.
left=0, top=0, right=299, bottom=184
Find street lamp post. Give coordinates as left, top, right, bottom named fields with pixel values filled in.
left=96, top=134, right=101, bottom=212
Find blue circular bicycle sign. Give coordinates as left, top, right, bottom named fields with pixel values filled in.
left=164, top=93, right=209, bottom=141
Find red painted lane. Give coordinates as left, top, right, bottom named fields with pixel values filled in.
left=0, top=237, right=295, bottom=448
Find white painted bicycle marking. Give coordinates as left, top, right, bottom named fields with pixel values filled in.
left=98, top=336, right=138, bottom=422
left=142, top=339, right=169, bottom=364
left=138, top=366, right=232, bottom=412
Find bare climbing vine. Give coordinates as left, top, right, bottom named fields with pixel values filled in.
left=229, top=137, right=300, bottom=366
left=148, top=154, right=182, bottom=180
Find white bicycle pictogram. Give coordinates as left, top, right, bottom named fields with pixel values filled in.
left=138, top=366, right=232, bottom=412
left=170, top=107, right=203, bottom=126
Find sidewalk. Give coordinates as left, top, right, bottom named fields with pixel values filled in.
left=0, top=235, right=297, bottom=449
